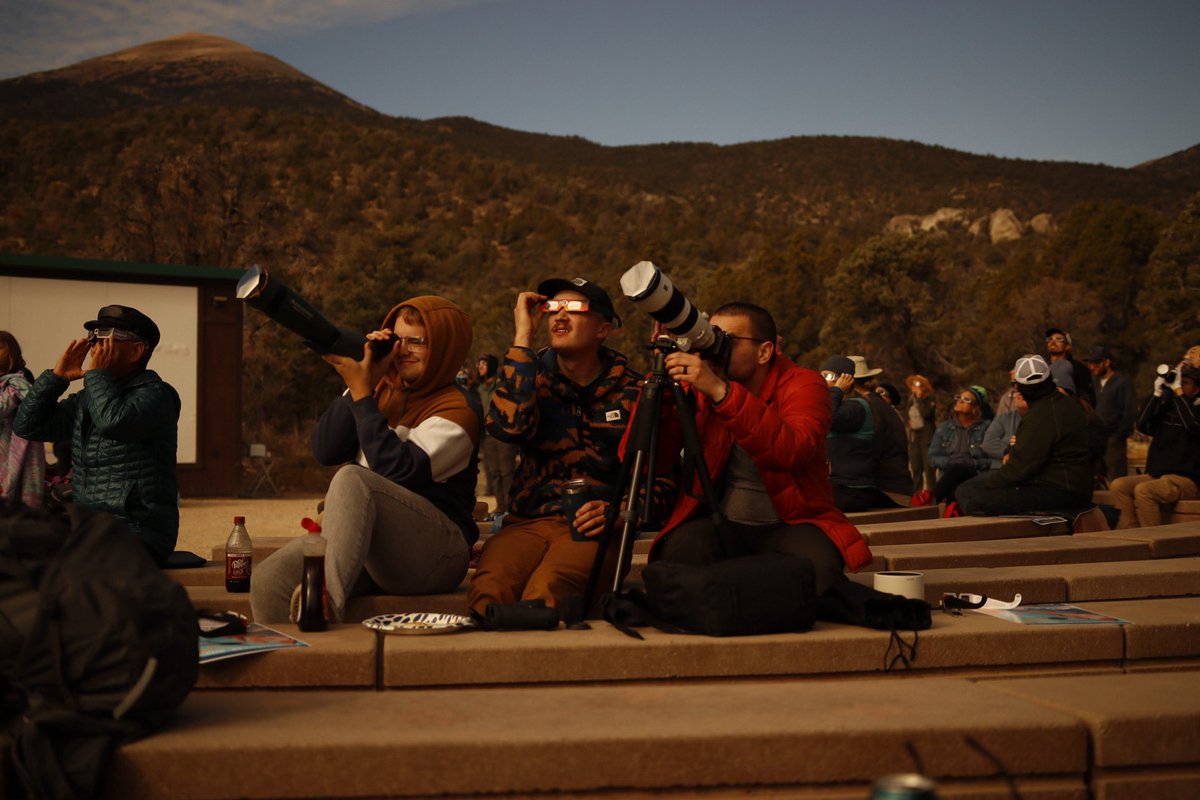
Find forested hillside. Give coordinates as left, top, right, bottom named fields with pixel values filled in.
left=2, top=34, right=1197, bottom=459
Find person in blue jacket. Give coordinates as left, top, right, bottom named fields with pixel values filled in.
left=927, top=386, right=991, bottom=507
left=15, top=305, right=179, bottom=564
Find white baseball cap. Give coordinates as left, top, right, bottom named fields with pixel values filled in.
left=1014, top=354, right=1050, bottom=385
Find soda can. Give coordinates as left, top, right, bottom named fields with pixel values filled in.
left=870, top=773, right=938, bottom=799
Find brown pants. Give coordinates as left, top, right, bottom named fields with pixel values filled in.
left=1110, top=473, right=1199, bottom=528
left=468, top=515, right=614, bottom=617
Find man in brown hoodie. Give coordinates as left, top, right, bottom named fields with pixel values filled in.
left=251, top=296, right=482, bottom=623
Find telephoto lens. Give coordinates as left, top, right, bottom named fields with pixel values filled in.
left=620, top=260, right=731, bottom=367
left=236, top=264, right=396, bottom=359
left=1156, top=363, right=1178, bottom=384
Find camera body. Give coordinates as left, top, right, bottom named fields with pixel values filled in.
left=1157, top=363, right=1178, bottom=384
left=620, top=261, right=732, bottom=368
left=236, top=264, right=396, bottom=359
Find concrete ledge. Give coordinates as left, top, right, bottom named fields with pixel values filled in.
left=211, top=535, right=299, bottom=564
left=850, top=565, right=1067, bottom=605
left=196, top=624, right=376, bottom=689
left=858, top=516, right=1072, bottom=547
left=869, top=536, right=1151, bottom=572
left=104, top=678, right=1088, bottom=798
left=165, top=563, right=224, bottom=587
left=1082, top=598, right=1200, bottom=660
left=983, top=670, right=1200, bottom=768
left=847, top=505, right=940, bottom=525
left=188, top=586, right=252, bottom=618
left=1078, top=521, right=1200, bottom=558
left=344, top=588, right=469, bottom=620
left=1093, top=767, right=1200, bottom=800
left=852, top=557, right=1200, bottom=605
left=186, top=585, right=470, bottom=623
left=381, top=610, right=1125, bottom=688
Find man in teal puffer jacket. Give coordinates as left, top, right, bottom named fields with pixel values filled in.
left=15, top=305, right=180, bottom=565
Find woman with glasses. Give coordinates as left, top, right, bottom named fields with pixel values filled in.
left=927, top=386, right=992, bottom=514
left=251, top=297, right=482, bottom=624
left=0, top=331, right=45, bottom=508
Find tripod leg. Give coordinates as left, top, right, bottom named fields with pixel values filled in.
left=669, top=381, right=733, bottom=558
left=582, top=355, right=668, bottom=613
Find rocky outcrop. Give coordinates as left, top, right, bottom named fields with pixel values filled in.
left=988, top=209, right=1025, bottom=243
left=884, top=215, right=922, bottom=235
left=1028, top=213, right=1056, bottom=235
left=920, top=207, right=968, bottom=231
left=886, top=208, right=1053, bottom=242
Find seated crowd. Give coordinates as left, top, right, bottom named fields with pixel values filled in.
left=2, top=293, right=1198, bottom=625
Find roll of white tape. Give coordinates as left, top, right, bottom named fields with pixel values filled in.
left=873, top=571, right=925, bottom=600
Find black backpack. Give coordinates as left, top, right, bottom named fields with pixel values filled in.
left=606, top=553, right=819, bottom=637
left=0, top=504, right=198, bottom=800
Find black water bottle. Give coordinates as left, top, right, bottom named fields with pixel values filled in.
left=298, top=530, right=328, bottom=632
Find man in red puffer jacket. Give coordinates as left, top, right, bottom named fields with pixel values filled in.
left=636, top=302, right=872, bottom=595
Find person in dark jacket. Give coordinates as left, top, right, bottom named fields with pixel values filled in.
left=251, top=296, right=481, bottom=623
left=1084, top=345, right=1137, bottom=481
left=14, top=305, right=179, bottom=564
left=927, top=387, right=991, bottom=505
left=956, top=354, right=1092, bottom=515
left=1109, top=361, right=1200, bottom=528
left=1045, top=326, right=1095, bottom=407
left=905, top=373, right=936, bottom=493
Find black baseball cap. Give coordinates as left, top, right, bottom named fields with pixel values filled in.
left=537, top=277, right=621, bottom=328
left=819, top=355, right=855, bottom=376
left=84, top=305, right=161, bottom=350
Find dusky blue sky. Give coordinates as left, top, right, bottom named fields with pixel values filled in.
left=2, top=0, right=1198, bottom=167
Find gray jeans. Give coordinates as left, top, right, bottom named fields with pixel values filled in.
left=250, top=465, right=470, bottom=623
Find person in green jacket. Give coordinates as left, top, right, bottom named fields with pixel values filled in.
left=14, top=305, right=180, bottom=565
left=956, top=354, right=1091, bottom=516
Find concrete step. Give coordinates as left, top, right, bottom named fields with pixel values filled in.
left=379, top=596, right=1199, bottom=689
left=211, top=535, right=300, bottom=564
left=867, top=533, right=1152, bottom=572
left=185, top=584, right=471, bottom=623
left=165, top=562, right=225, bottom=587
left=1078, top=521, right=1200, bottom=558
left=105, top=675, right=1090, bottom=798
left=103, top=670, right=1200, bottom=798
left=852, top=556, right=1200, bottom=606
left=857, top=515, right=1073, bottom=546
left=846, top=504, right=941, bottom=524
left=186, top=585, right=1200, bottom=691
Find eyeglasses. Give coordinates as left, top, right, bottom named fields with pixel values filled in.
left=1046, top=335, right=1067, bottom=344
left=956, top=396, right=977, bottom=404
left=821, top=371, right=837, bottom=382
left=394, top=336, right=428, bottom=350
left=941, top=592, right=988, bottom=616
left=542, top=299, right=589, bottom=313
left=87, top=328, right=143, bottom=344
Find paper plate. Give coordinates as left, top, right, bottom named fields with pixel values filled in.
left=361, top=612, right=475, bottom=635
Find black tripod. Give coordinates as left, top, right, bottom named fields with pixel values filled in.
left=581, top=337, right=731, bottom=616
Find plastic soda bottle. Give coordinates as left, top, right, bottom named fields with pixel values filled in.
left=224, top=516, right=253, bottom=593
left=298, top=529, right=328, bottom=632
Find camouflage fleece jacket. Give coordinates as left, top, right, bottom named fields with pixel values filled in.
left=487, top=345, right=676, bottom=524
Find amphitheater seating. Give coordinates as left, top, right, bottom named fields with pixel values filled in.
left=113, top=513, right=1200, bottom=798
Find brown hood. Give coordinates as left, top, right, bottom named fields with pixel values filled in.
left=373, top=296, right=476, bottom=436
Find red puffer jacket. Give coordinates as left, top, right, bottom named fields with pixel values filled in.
left=642, top=354, right=872, bottom=572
